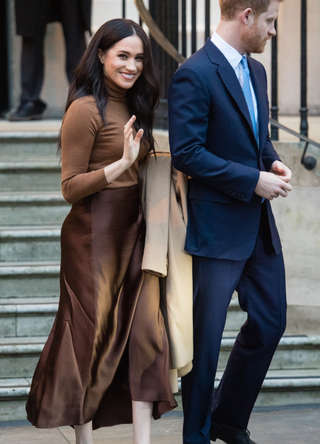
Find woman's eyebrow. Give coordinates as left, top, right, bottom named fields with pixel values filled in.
left=116, top=50, right=144, bottom=55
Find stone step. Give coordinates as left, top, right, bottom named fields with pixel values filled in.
left=2, top=368, right=320, bottom=422
left=1, top=335, right=319, bottom=380
left=0, top=377, right=31, bottom=422
left=0, top=294, right=250, bottom=338
left=0, top=297, right=246, bottom=339
left=0, top=191, right=70, bottom=226
left=258, top=372, right=320, bottom=407
left=225, top=297, right=247, bottom=331
left=0, top=298, right=58, bottom=338
left=218, top=335, right=320, bottom=371
left=0, top=132, right=59, bottom=160
left=0, top=262, right=60, bottom=298
left=226, top=298, right=320, bottom=337
left=0, top=226, right=61, bottom=262
left=0, top=160, right=61, bottom=191
left=0, top=336, right=46, bottom=379
left=214, top=368, right=320, bottom=408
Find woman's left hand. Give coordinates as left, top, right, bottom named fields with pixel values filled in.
left=122, top=115, right=144, bottom=167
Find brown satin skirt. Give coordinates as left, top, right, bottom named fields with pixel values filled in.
left=26, top=185, right=177, bottom=429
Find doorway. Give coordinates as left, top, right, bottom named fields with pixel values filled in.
left=0, top=0, right=10, bottom=115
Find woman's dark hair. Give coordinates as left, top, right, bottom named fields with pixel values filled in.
left=58, top=18, right=159, bottom=152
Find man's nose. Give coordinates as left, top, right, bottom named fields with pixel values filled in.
left=269, top=25, right=277, bottom=36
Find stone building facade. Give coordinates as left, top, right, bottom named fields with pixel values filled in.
left=3, top=0, right=320, bottom=118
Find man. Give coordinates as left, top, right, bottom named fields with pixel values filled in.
left=168, top=1, right=291, bottom=443
left=8, top=0, right=91, bottom=121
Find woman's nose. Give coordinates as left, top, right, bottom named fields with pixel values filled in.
left=126, top=59, right=136, bottom=71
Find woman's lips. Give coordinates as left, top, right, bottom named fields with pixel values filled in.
left=120, top=72, right=135, bottom=80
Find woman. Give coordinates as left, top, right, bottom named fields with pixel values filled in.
left=26, top=18, right=177, bottom=444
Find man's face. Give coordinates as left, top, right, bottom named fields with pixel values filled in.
left=241, top=0, right=280, bottom=54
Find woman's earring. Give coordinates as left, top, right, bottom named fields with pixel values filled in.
left=100, top=58, right=104, bottom=64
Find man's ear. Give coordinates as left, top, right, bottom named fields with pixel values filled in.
left=240, top=8, right=254, bottom=25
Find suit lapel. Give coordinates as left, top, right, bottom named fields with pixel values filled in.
left=204, top=41, right=259, bottom=150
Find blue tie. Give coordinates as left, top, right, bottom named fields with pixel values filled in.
left=240, top=56, right=258, bottom=142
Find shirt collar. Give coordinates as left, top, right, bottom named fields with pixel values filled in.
left=211, top=31, right=243, bottom=70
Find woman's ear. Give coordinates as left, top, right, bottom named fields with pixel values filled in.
left=98, top=49, right=104, bottom=64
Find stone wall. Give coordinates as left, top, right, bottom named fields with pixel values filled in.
left=271, top=141, right=320, bottom=334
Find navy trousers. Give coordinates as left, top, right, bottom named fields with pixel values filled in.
left=182, top=205, right=287, bottom=444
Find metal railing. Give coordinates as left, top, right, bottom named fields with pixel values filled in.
left=270, top=118, right=319, bottom=170
left=271, top=0, right=308, bottom=140
left=124, top=0, right=313, bottom=151
left=134, top=0, right=184, bottom=63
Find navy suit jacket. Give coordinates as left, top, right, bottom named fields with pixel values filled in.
left=168, top=40, right=281, bottom=261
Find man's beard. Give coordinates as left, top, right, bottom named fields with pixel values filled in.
left=241, top=23, right=269, bottom=54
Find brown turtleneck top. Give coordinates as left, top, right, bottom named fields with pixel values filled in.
left=61, top=79, right=149, bottom=204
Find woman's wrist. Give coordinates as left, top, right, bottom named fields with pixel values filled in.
left=119, top=156, right=132, bottom=170
left=103, top=157, right=132, bottom=184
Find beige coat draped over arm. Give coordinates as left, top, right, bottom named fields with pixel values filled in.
left=139, top=151, right=193, bottom=393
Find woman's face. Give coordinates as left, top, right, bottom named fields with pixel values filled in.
left=99, top=35, right=144, bottom=89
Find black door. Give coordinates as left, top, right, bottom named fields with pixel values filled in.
left=0, top=0, right=10, bottom=116
left=149, top=0, right=178, bottom=130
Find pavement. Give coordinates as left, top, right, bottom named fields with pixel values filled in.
left=1, top=405, right=320, bottom=444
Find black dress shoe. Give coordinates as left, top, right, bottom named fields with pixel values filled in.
left=8, top=100, right=46, bottom=121
left=210, top=421, right=257, bottom=444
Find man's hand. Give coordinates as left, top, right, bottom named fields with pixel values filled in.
left=255, top=171, right=292, bottom=200
left=270, top=160, right=292, bottom=183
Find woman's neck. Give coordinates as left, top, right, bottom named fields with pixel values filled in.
left=105, top=76, right=127, bottom=99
